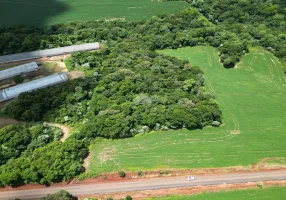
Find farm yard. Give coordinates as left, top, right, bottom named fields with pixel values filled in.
left=0, top=0, right=286, bottom=194
left=0, top=61, right=67, bottom=90
left=89, top=46, right=286, bottom=173
left=0, top=0, right=188, bottom=26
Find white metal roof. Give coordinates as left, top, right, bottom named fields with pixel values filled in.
left=0, top=62, right=39, bottom=81
left=0, top=72, right=68, bottom=102
left=0, top=42, right=100, bottom=63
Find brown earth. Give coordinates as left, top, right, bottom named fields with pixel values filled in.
left=67, top=70, right=85, bottom=79
left=83, top=152, right=92, bottom=171
left=78, top=180, right=286, bottom=200
left=0, top=54, right=72, bottom=69
left=71, top=159, right=286, bottom=185
left=0, top=118, right=23, bottom=127
left=46, top=123, right=73, bottom=142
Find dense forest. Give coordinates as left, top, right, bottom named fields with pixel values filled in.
left=0, top=124, right=88, bottom=186
left=0, top=0, right=285, bottom=187
left=0, top=0, right=285, bottom=67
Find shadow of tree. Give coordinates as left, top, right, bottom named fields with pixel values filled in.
left=0, top=0, right=68, bottom=26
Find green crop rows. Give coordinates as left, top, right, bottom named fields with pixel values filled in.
left=148, top=186, right=286, bottom=200
left=0, top=0, right=188, bottom=26
left=89, top=46, right=286, bottom=173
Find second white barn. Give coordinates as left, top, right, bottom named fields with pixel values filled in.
left=0, top=72, right=68, bottom=102
left=0, top=62, right=39, bottom=81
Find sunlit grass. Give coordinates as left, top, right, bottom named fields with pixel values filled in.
left=147, top=186, right=286, bottom=200
left=89, top=46, right=286, bottom=173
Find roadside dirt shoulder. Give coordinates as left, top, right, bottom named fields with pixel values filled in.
left=78, top=180, right=286, bottom=200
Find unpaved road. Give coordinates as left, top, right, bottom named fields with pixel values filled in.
left=1, top=170, right=285, bottom=200
left=46, top=123, right=72, bottom=142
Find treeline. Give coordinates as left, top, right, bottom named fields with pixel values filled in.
left=190, top=0, right=285, bottom=30
left=1, top=4, right=285, bottom=187
left=0, top=124, right=88, bottom=186
left=0, top=124, right=61, bottom=165
left=3, top=9, right=222, bottom=137
left=4, top=45, right=221, bottom=139
left=0, top=7, right=285, bottom=68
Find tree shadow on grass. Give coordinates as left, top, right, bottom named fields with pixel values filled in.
left=0, top=0, right=68, bottom=27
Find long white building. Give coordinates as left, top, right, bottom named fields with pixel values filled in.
left=0, top=72, right=68, bottom=102
left=0, top=62, right=39, bottom=81
left=0, top=42, right=101, bottom=63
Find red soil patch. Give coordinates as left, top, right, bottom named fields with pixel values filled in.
left=71, top=164, right=286, bottom=185
left=0, top=164, right=285, bottom=192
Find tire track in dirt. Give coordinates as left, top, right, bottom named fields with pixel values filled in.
left=46, top=123, right=72, bottom=142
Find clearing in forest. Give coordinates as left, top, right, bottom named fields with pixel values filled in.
left=89, top=46, right=286, bottom=173
left=0, top=0, right=188, bottom=26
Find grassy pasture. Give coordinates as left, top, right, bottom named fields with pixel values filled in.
left=0, top=0, right=188, bottom=26
left=89, top=46, right=286, bottom=173
left=148, top=186, right=286, bottom=200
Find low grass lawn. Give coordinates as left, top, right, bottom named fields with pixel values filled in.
left=0, top=0, right=188, bottom=26
left=89, top=46, right=286, bottom=173
left=148, top=186, right=286, bottom=200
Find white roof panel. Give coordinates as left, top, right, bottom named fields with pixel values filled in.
left=0, top=72, right=68, bottom=102
left=0, top=62, right=39, bottom=81
left=0, top=42, right=100, bottom=63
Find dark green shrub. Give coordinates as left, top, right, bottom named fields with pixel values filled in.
left=13, top=75, right=24, bottom=84
left=118, top=171, right=126, bottom=178
left=138, top=171, right=144, bottom=177
left=125, top=195, right=133, bottom=200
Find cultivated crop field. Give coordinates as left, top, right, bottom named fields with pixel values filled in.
left=149, top=186, right=286, bottom=200
left=0, top=0, right=188, bottom=26
left=89, top=46, right=286, bottom=173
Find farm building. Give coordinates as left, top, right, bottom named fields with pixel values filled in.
left=0, top=62, right=39, bottom=81
left=0, top=72, right=68, bottom=102
left=0, top=42, right=101, bottom=63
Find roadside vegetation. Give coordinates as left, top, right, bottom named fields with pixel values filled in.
left=0, top=0, right=285, bottom=187
left=148, top=186, right=286, bottom=200
left=0, top=123, right=88, bottom=186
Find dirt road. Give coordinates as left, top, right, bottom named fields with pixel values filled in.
left=1, top=170, right=285, bottom=200
left=46, top=123, right=72, bottom=142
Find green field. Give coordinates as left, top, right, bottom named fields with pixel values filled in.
left=89, top=46, right=286, bottom=173
left=0, top=0, right=188, bottom=26
left=148, top=187, right=286, bottom=200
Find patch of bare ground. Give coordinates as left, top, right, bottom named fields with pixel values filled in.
left=83, top=151, right=93, bottom=171
left=71, top=162, right=286, bottom=185
left=78, top=180, right=286, bottom=200
left=46, top=123, right=72, bottom=142
left=0, top=118, right=23, bottom=127
left=231, top=130, right=240, bottom=134
left=67, top=70, right=85, bottom=79
left=0, top=54, right=72, bottom=69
